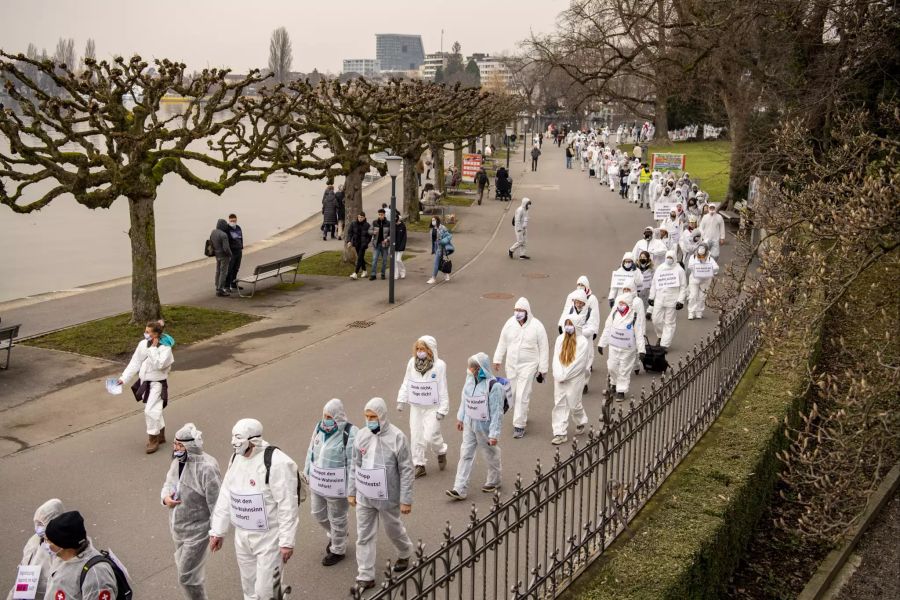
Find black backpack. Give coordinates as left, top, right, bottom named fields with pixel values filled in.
left=80, top=550, right=133, bottom=600
left=204, top=239, right=215, bottom=257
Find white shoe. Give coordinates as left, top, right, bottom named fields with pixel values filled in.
left=400, top=274, right=406, bottom=279
left=361, top=271, right=367, bottom=278
left=444, top=274, right=450, bottom=282
left=551, top=435, right=567, bottom=445
left=349, top=272, right=358, bottom=280
left=427, top=278, right=436, bottom=284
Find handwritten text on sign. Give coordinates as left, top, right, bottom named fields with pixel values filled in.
left=655, top=202, right=676, bottom=221
left=308, top=465, right=347, bottom=498
left=655, top=270, right=680, bottom=290
left=408, top=379, right=439, bottom=406
left=691, top=262, right=716, bottom=280
left=355, top=467, right=388, bottom=500
left=610, top=272, right=636, bottom=290
left=13, top=565, right=41, bottom=600
left=230, top=492, right=269, bottom=531
left=608, top=326, right=636, bottom=349
left=465, top=394, right=489, bottom=421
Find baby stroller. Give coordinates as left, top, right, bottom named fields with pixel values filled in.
left=495, top=175, right=513, bottom=201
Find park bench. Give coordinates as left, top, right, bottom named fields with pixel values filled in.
left=420, top=191, right=446, bottom=220
left=237, top=253, right=304, bottom=298
left=718, top=209, right=740, bottom=225
left=0, top=322, right=21, bottom=370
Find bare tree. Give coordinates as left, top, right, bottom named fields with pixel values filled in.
left=53, top=37, right=76, bottom=72
left=0, top=54, right=293, bottom=322
left=268, top=27, right=293, bottom=84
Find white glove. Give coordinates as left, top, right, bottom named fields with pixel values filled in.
left=396, top=403, right=405, bottom=413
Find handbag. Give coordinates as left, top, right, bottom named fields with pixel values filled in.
left=439, top=256, right=453, bottom=274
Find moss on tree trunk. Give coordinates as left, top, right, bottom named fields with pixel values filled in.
left=127, top=194, right=162, bottom=324
left=434, top=146, right=446, bottom=194
left=343, top=164, right=367, bottom=229
left=403, top=156, right=420, bottom=222
left=454, top=141, right=464, bottom=170
left=722, top=92, right=751, bottom=209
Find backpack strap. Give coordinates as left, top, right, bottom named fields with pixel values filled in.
left=264, top=446, right=277, bottom=485
left=79, top=553, right=111, bottom=589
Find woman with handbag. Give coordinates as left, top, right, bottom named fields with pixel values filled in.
left=427, top=216, right=452, bottom=284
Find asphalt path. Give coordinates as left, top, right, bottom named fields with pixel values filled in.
left=0, top=145, right=729, bottom=598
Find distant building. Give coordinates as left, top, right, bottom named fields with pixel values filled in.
left=419, top=52, right=448, bottom=81
left=342, top=59, right=380, bottom=77
left=468, top=54, right=512, bottom=90
left=376, top=34, right=425, bottom=71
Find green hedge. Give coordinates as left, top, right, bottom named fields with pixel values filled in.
left=565, top=339, right=817, bottom=600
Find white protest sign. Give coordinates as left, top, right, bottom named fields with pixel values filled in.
left=655, top=203, right=676, bottom=221
left=691, top=262, right=715, bottom=280
left=105, top=378, right=123, bottom=395
left=610, top=272, right=635, bottom=290
left=608, top=326, right=636, bottom=350
left=655, top=270, right=680, bottom=289
left=308, top=466, right=347, bottom=498
left=407, top=379, right=439, bottom=406
left=465, top=394, right=489, bottom=421
left=641, top=270, right=653, bottom=290
left=229, top=492, right=269, bottom=531
left=355, top=467, right=388, bottom=500
left=12, top=565, right=41, bottom=600
left=669, top=227, right=682, bottom=243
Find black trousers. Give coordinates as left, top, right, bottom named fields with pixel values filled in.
left=226, top=249, right=242, bottom=288
left=354, top=246, right=368, bottom=273
left=531, top=158, right=538, bottom=171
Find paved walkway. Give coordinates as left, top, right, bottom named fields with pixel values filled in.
left=0, top=144, right=733, bottom=598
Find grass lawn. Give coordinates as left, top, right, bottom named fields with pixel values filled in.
left=23, top=305, right=260, bottom=361
left=297, top=250, right=418, bottom=277
left=442, top=195, right=475, bottom=207
left=620, top=140, right=732, bottom=202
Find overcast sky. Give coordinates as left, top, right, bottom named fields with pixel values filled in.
left=2, top=0, right=564, bottom=73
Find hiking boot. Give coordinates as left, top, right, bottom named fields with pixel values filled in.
left=322, top=552, right=344, bottom=566
left=513, top=427, right=526, bottom=439
left=354, top=579, right=375, bottom=592
left=575, top=424, right=586, bottom=436
left=446, top=489, right=466, bottom=501
left=437, top=453, right=447, bottom=471
left=414, top=465, right=427, bottom=479
left=393, top=557, right=410, bottom=573
left=158, top=427, right=166, bottom=443
left=616, top=392, right=626, bottom=400
left=145, top=434, right=160, bottom=454
left=551, top=435, right=567, bottom=445
left=481, top=483, right=500, bottom=494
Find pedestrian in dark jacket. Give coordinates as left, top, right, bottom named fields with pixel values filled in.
left=335, top=185, right=346, bottom=240
left=369, top=209, right=390, bottom=280
left=210, top=219, right=232, bottom=296
left=393, top=213, right=407, bottom=280
left=322, top=184, right=339, bottom=240
left=531, top=146, right=541, bottom=172
left=225, top=213, right=244, bottom=292
left=475, top=168, right=490, bottom=205
left=346, top=212, right=371, bottom=280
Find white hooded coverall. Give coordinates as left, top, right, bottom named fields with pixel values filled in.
left=509, top=198, right=531, bottom=258
left=687, top=254, right=720, bottom=318
left=493, top=297, right=550, bottom=429
left=210, top=436, right=299, bottom=600
left=304, top=399, right=357, bottom=556
left=352, top=397, right=415, bottom=582
left=558, top=285, right=600, bottom=387
left=6, top=499, right=63, bottom=600
left=161, top=424, right=221, bottom=600
left=551, top=331, right=590, bottom=436
left=396, top=336, right=449, bottom=467
left=120, top=338, right=174, bottom=435
left=608, top=253, right=644, bottom=304
left=453, top=353, right=504, bottom=497
left=599, top=294, right=647, bottom=395
left=699, top=210, right=726, bottom=258
left=649, top=251, right=688, bottom=348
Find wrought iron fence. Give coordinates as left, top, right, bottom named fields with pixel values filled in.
left=355, top=301, right=760, bottom=600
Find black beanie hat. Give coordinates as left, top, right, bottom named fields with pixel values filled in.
left=46, top=511, right=87, bottom=549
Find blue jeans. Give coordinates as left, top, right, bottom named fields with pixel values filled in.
left=432, top=244, right=444, bottom=277
left=372, top=245, right=388, bottom=276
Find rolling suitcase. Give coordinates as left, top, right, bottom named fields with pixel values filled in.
left=640, top=336, right=669, bottom=373
left=589, top=168, right=596, bottom=177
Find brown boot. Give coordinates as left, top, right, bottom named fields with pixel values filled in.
left=145, top=434, right=160, bottom=454
left=158, top=427, right=166, bottom=443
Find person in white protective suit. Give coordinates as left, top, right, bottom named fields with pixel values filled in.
left=598, top=291, right=647, bottom=400
left=607, top=252, right=643, bottom=308
left=117, top=320, right=174, bottom=454
left=636, top=251, right=655, bottom=319
left=508, top=197, right=532, bottom=260
left=699, top=203, right=726, bottom=259
left=303, top=399, right=357, bottom=567
left=632, top=226, right=667, bottom=268
left=647, top=171, right=661, bottom=213
left=6, top=498, right=64, bottom=600
left=349, top=398, right=414, bottom=592
left=446, top=353, right=504, bottom=500
left=551, top=319, right=590, bottom=445
left=492, top=297, right=550, bottom=439
left=558, top=279, right=601, bottom=391
left=161, top=423, right=221, bottom=600
left=396, top=336, right=449, bottom=479
left=648, top=250, right=688, bottom=349
left=209, top=419, right=299, bottom=600
left=680, top=225, right=704, bottom=267
left=686, top=243, right=720, bottom=320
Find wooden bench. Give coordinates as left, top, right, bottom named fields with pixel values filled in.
left=0, top=323, right=21, bottom=370
left=719, top=209, right=740, bottom=225
left=237, top=253, right=304, bottom=298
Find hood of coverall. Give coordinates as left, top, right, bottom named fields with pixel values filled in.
left=323, top=398, right=348, bottom=423
left=416, top=335, right=439, bottom=362
left=615, top=292, right=637, bottom=309
left=514, top=297, right=532, bottom=316
left=231, top=418, right=263, bottom=448
left=469, top=353, right=493, bottom=380
left=34, top=498, right=64, bottom=527
left=622, top=251, right=634, bottom=263
left=520, top=197, right=531, bottom=210
left=175, top=422, right=204, bottom=455
left=571, top=289, right=587, bottom=309
left=665, top=250, right=677, bottom=264
left=365, top=397, right=390, bottom=429
left=576, top=275, right=591, bottom=291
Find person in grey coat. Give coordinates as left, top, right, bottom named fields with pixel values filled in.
left=322, top=184, right=339, bottom=241
left=210, top=219, right=232, bottom=297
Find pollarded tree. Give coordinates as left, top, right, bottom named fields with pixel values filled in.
left=0, top=53, right=292, bottom=322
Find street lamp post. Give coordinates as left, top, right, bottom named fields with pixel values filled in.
left=505, top=125, right=513, bottom=171
left=523, top=117, right=529, bottom=163
left=385, top=155, right=402, bottom=304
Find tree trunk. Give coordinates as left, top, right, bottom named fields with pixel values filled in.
left=454, top=141, right=464, bottom=170
left=468, top=138, right=476, bottom=153
left=402, top=156, right=420, bottom=222
left=721, top=91, right=751, bottom=209
left=653, top=94, right=669, bottom=142
left=343, top=164, right=367, bottom=229
left=434, top=146, right=446, bottom=195
left=127, top=194, right=162, bottom=324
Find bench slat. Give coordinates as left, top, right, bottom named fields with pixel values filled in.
left=252, top=253, right=304, bottom=276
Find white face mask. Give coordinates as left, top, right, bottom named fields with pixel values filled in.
left=416, top=350, right=428, bottom=360
left=232, top=438, right=252, bottom=456
left=564, top=325, right=575, bottom=335
left=514, top=310, right=527, bottom=321
left=42, top=542, right=55, bottom=558
left=143, top=333, right=151, bottom=340
left=431, top=219, right=436, bottom=226
left=35, top=524, right=45, bottom=537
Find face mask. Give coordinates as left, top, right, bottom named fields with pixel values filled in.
left=670, top=214, right=677, bottom=220
left=617, top=304, right=628, bottom=314
left=35, top=524, right=45, bottom=537
left=564, top=325, right=575, bottom=335
left=232, top=439, right=251, bottom=456
left=366, top=420, right=380, bottom=432
left=666, top=258, right=675, bottom=265
left=639, top=258, right=650, bottom=266
left=173, top=450, right=187, bottom=460
left=431, top=219, right=436, bottom=226
left=623, top=261, right=634, bottom=270
left=514, top=311, right=526, bottom=322
left=42, top=543, right=55, bottom=558
left=144, top=333, right=151, bottom=340
left=478, top=368, right=487, bottom=380
left=321, top=418, right=336, bottom=432
left=229, top=222, right=237, bottom=228
left=416, top=351, right=428, bottom=360
left=644, top=232, right=652, bottom=240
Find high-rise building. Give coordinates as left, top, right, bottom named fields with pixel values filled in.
left=375, top=34, right=425, bottom=71
left=342, top=59, right=380, bottom=77
left=419, top=52, right=447, bottom=81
